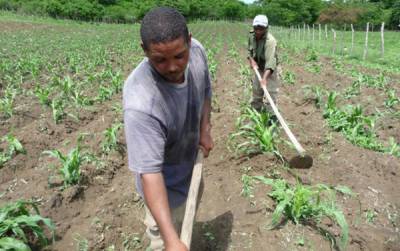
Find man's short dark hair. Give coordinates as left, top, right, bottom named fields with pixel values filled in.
left=140, top=7, right=189, bottom=50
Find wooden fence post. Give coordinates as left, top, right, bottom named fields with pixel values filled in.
left=381, top=22, right=385, bottom=58
left=363, top=22, right=369, bottom=60
left=351, top=24, right=354, bottom=55
left=318, top=23, right=321, bottom=41
left=303, top=23, right=306, bottom=41
left=312, top=24, right=315, bottom=46
left=332, top=29, right=337, bottom=54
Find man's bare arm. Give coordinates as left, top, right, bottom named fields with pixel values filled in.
left=199, top=98, right=213, bottom=157
left=141, top=173, right=188, bottom=251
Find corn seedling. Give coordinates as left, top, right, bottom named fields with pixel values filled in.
left=344, top=79, right=361, bottom=99
left=60, top=76, right=75, bottom=97
left=0, top=87, right=16, bottom=119
left=228, top=46, right=239, bottom=59
left=110, top=71, right=123, bottom=94
left=386, top=137, right=400, bottom=157
left=33, top=84, right=51, bottom=107
left=111, top=103, right=123, bottom=115
left=238, top=63, right=251, bottom=80
left=305, top=63, right=321, bottom=74
left=253, top=176, right=350, bottom=250
left=351, top=72, right=388, bottom=90
left=283, top=71, right=295, bottom=85
left=71, top=89, right=93, bottom=108
left=0, top=134, right=25, bottom=168
left=303, top=85, right=325, bottom=108
left=332, top=59, right=344, bottom=73
left=0, top=200, right=55, bottom=249
left=229, top=107, right=280, bottom=157
left=365, top=209, right=377, bottom=224
left=306, top=48, right=319, bottom=62
left=0, top=152, right=10, bottom=168
left=2, top=134, right=25, bottom=156
left=50, top=98, right=65, bottom=124
left=365, top=72, right=387, bottom=89
left=384, top=89, right=399, bottom=109
left=241, top=174, right=254, bottom=198
left=101, top=122, right=123, bottom=153
left=44, top=138, right=92, bottom=187
left=96, top=86, right=114, bottom=102
left=122, top=233, right=142, bottom=250
left=106, top=245, right=116, bottom=251
left=0, top=237, right=31, bottom=251
left=206, top=47, right=218, bottom=80
left=323, top=92, right=390, bottom=154
left=74, top=234, right=89, bottom=251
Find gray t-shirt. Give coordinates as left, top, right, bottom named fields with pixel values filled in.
left=123, top=38, right=211, bottom=208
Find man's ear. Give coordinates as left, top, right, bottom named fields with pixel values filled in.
left=141, top=41, right=149, bottom=57
left=188, top=32, right=192, bottom=47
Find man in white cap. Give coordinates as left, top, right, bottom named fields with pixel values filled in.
left=248, top=14, right=279, bottom=123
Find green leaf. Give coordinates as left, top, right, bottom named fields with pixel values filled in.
left=0, top=237, right=31, bottom=251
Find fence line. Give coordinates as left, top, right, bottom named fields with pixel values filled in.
left=279, top=22, right=388, bottom=60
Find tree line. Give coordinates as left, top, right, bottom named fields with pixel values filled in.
left=0, top=0, right=399, bottom=29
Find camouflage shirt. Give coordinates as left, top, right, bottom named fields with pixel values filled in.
left=248, top=31, right=278, bottom=72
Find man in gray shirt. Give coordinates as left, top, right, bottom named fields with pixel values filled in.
left=123, top=7, right=213, bottom=251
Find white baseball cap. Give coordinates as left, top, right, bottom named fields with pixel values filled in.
left=253, top=15, right=268, bottom=27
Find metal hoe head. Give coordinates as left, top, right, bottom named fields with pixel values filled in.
left=289, top=154, right=313, bottom=169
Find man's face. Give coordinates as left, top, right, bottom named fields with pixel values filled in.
left=144, top=35, right=191, bottom=83
left=254, top=26, right=266, bottom=40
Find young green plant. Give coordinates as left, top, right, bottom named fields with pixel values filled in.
left=0, top=200, right=55, bottom=249
left=102, top=122, right=123, bottom=153
left=253, top=176, right=350, bottom=250
left=44, top=137, right=92, bottom=186
left=229, top=107, right=280, bottom=157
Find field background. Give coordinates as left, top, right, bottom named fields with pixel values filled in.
left=1, top=11, right=400, bottom=251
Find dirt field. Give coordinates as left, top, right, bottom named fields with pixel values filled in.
left=0, top=17, right=399, bottom=251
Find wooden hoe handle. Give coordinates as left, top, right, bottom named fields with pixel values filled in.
left=253, top=66, right=306, bottom=156
left=180, top=152, right=203, bottom=249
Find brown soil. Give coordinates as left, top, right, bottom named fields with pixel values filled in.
left=1, top=21, right=399, bottom=251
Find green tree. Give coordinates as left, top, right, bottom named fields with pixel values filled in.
left=258, top=0, right=323, bottom=25
left=389, top=0, right=400, bottom=28
left=221, top=1, right=246, bottom=20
